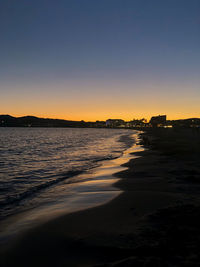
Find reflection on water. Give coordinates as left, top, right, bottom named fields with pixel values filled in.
left=0, top=131, right=143, bottom=244
left=0, top=127, right=134, bottom=220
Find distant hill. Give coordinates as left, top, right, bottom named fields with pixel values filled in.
left=169, top=118, right=200, bottom=127
left=0, top=115, right=91, bottom=128
left=1, top=115, right=199, bottom=128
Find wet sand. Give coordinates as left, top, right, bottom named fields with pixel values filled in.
left=1, top=128, right=200, bottom=266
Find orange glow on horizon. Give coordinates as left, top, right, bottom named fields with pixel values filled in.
left=4, top=111, right=200, bottom=122
left=1, top=81, right=199, bottom=122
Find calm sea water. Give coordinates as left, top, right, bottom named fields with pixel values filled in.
left=0, top=127, right=135, bottom=220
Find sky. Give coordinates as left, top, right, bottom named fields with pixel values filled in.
left=0, top=0, right=200, bottom=121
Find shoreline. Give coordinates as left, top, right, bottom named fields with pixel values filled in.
left=0, top=131, right=140, bottom=246
left=1, top=128, right=200, bottom=266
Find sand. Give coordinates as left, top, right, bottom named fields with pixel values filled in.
left=1, top=128, right=200, bottom=266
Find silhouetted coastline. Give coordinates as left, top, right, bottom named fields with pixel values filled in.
left=1, top=114, right=200, bottom=128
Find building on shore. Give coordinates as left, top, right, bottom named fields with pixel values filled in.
left=150, top=115, right=167, bottom=127
left=106, top=119, right=125, bottom=127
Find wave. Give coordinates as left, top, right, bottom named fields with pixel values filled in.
left=0, top=128, right=136, bottom=220
left=0, top=170, right=83, bottom=209
left=0, top=155, right=121, bottom=209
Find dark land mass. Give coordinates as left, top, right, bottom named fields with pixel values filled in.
left=1, top=128, right=200, bottom=266
left=1, top=114, right=200, bottom=128
left=0, top=115, right=98, bottom=128
left=169, top=118, right=200, bottom=128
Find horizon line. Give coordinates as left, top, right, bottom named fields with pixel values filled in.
left=1, top=114, right=200, bottom=123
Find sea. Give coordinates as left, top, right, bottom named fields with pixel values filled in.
left=0, top=127, right=140, bottom=241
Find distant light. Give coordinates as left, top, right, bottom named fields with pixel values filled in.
left=164, top=125, right=173, bottom=128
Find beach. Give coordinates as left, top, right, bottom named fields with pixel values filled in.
left=1, top=128, right=200, bottom=266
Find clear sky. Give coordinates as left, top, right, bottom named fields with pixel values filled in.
left=1, top=0, right=200, bottom=121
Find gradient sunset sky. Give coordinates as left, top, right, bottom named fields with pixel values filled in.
left=1, top=0, right=200, bottom=121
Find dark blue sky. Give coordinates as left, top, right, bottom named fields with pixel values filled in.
left=1, top=0, right=200, bottom=120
